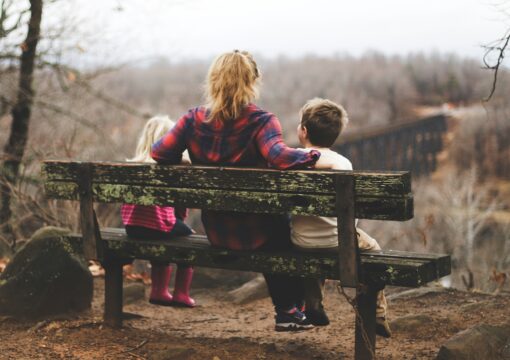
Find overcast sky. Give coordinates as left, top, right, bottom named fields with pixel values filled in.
left=51, top=0, right=510, bottom=65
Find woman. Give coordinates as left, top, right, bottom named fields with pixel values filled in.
left=151, top=50, right=320, bottom=331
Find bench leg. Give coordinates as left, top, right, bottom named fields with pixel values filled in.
left=103, top=259, right=123, bottom=328
left=354, top=285, right=377, bottom=360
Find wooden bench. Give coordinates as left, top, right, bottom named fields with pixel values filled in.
left=42, top=160, right=451, bottom=360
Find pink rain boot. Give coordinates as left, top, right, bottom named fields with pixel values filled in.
left=149, top=264, right=173, bottom=306
left=172, top=266, right=196, bottom=307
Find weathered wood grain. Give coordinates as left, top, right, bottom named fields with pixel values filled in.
left=355, top=285, right=377, bottom=360
left=44, top=181, right=413, bottom=220
left=336, top=174, right=360, bottom=287
left=66, top=229, right=451, bottom=287
left=77, top=165, right=103, bottom=261
left=103, top=259, right=123, bottom=328
left=42, top=161, right=411, bottom=197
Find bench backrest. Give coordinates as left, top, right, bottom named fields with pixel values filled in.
left=43, top=161, right=413, bottom=220
left=42, top=160, right=413, bottom=288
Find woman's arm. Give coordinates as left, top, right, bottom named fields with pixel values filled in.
left=151, top=111, right=192, bottom=164
left=256, top=115, right=320, bottom=170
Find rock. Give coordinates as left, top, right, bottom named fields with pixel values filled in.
left=459, top=300, right=492, bottom=313
left=228, top=275, right=269, bottom=304
left=437, top=323, right=510, bottom=360
left=123, top=282, right=146, bottom=305
left=192, top=267, right=255, bottom=289
left=0, top=226, right=93, bottom=318
left=390, top=314, right=435, bottom=333
left=387, top=285, right=446, bottom=301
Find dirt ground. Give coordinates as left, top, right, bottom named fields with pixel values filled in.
left=0, top=277, right=509, bottom=360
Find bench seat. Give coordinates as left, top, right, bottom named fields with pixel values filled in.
left=43, top=161, right=452, bottom=359
left=68, top=228, right=450, bottom=288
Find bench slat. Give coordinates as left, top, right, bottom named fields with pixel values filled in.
left=67, top=229, right=450, bottom=287
left=43, top=161, right=411, bottom=197
left=45, top=181, right=413, bottom=220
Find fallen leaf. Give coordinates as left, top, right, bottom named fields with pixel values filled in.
left=67, top=71, right=76, bottom=82
left=489, top=268, right=507, bottom=292
left=0, top=258, right=9, bottom=273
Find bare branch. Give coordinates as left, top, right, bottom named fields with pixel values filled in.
left=37, top=60, right=151, bottom=118
left=34, top=99, right=122, bottom=153
left=0, top=0, right=29, bottom=39
left=483, top=30, right=510, bottom=102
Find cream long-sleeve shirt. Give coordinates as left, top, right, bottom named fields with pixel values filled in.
left=290, top=147, right=354, bottom=249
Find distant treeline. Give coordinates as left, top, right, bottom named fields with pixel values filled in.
left=0, top=52, right=506, bottom=162
left=93, top=52, right=500, bottom=142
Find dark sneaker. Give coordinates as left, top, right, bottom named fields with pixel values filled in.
left=376, top=317, right=392, bottom=338
left=275, top=308, right=314, bottom=332
left=304, top=308, right=330, bottom=326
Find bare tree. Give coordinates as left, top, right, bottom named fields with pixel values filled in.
left=0, top=0, right=42, bottom=247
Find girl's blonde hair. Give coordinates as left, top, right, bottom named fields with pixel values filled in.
left=129, top=115, right=175, bottom=163
left=205, top=50, right=260, bottom=123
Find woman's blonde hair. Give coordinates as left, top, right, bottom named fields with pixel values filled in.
left=205, top=50, right=260, bottom=123
left=129, top=115, right=175, bottom=163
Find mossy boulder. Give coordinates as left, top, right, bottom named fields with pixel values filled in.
left=437, top=323, right=510, bottom=360
left=0, top=226, right=93, bottom=317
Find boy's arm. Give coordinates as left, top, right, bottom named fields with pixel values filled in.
left=314, top=154, right=336, bottom=170
left=313, top=151, right=353, bottom=171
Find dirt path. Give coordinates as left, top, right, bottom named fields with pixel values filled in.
left=0, top=279, right=509, bottom=359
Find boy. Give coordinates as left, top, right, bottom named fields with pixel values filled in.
left=291, top=98, right=391, bottom=338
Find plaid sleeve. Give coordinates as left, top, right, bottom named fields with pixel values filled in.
left=151, top=110, right=192, bottom=164
left=255, top=114, right=320, bottom=170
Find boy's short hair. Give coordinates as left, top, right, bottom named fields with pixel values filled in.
left=300, top=98, right=349, bottom=147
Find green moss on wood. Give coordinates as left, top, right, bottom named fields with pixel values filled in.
left=63, top=230, right=452, bottom=288
left=44, top=181, right=412, bottom=220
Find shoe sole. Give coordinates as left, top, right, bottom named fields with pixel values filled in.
left=275, top=323, right=314, bottom=332
left=170, top=300, right=196, bottom=308
left=310, top=321, right=330, bottom=326
left=149, top=299, right=173, bottom=307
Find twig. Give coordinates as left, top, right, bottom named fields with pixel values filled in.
left=121, top=339, right=148, bottom=354
left=184, top=316, right=219, bottom=324
left=66, top=321, right=101, bottom=330
left=483, top=30, right=510, bottom=102
left=126, top=352, right=146, bottom=360
left=34, top=99, right=121, bottom=153
left=27, top=319, right=50, bottom=333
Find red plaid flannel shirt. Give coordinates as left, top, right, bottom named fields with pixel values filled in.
left=151, top=104, right=319, bottom=250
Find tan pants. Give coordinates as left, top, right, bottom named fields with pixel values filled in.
left=301, top=228, right=388, bottom=318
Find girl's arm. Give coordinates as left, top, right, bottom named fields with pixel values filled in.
left=151, top=110, right=192, bottom=164
left=256, top=115, right=320, bottom=170
left=174, top=206, right=188, bottom=220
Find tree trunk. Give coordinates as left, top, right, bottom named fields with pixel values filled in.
left=0, top=0, right=43, bottom=249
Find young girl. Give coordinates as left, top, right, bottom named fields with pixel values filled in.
left=121, top=115, right=196, bottom=307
